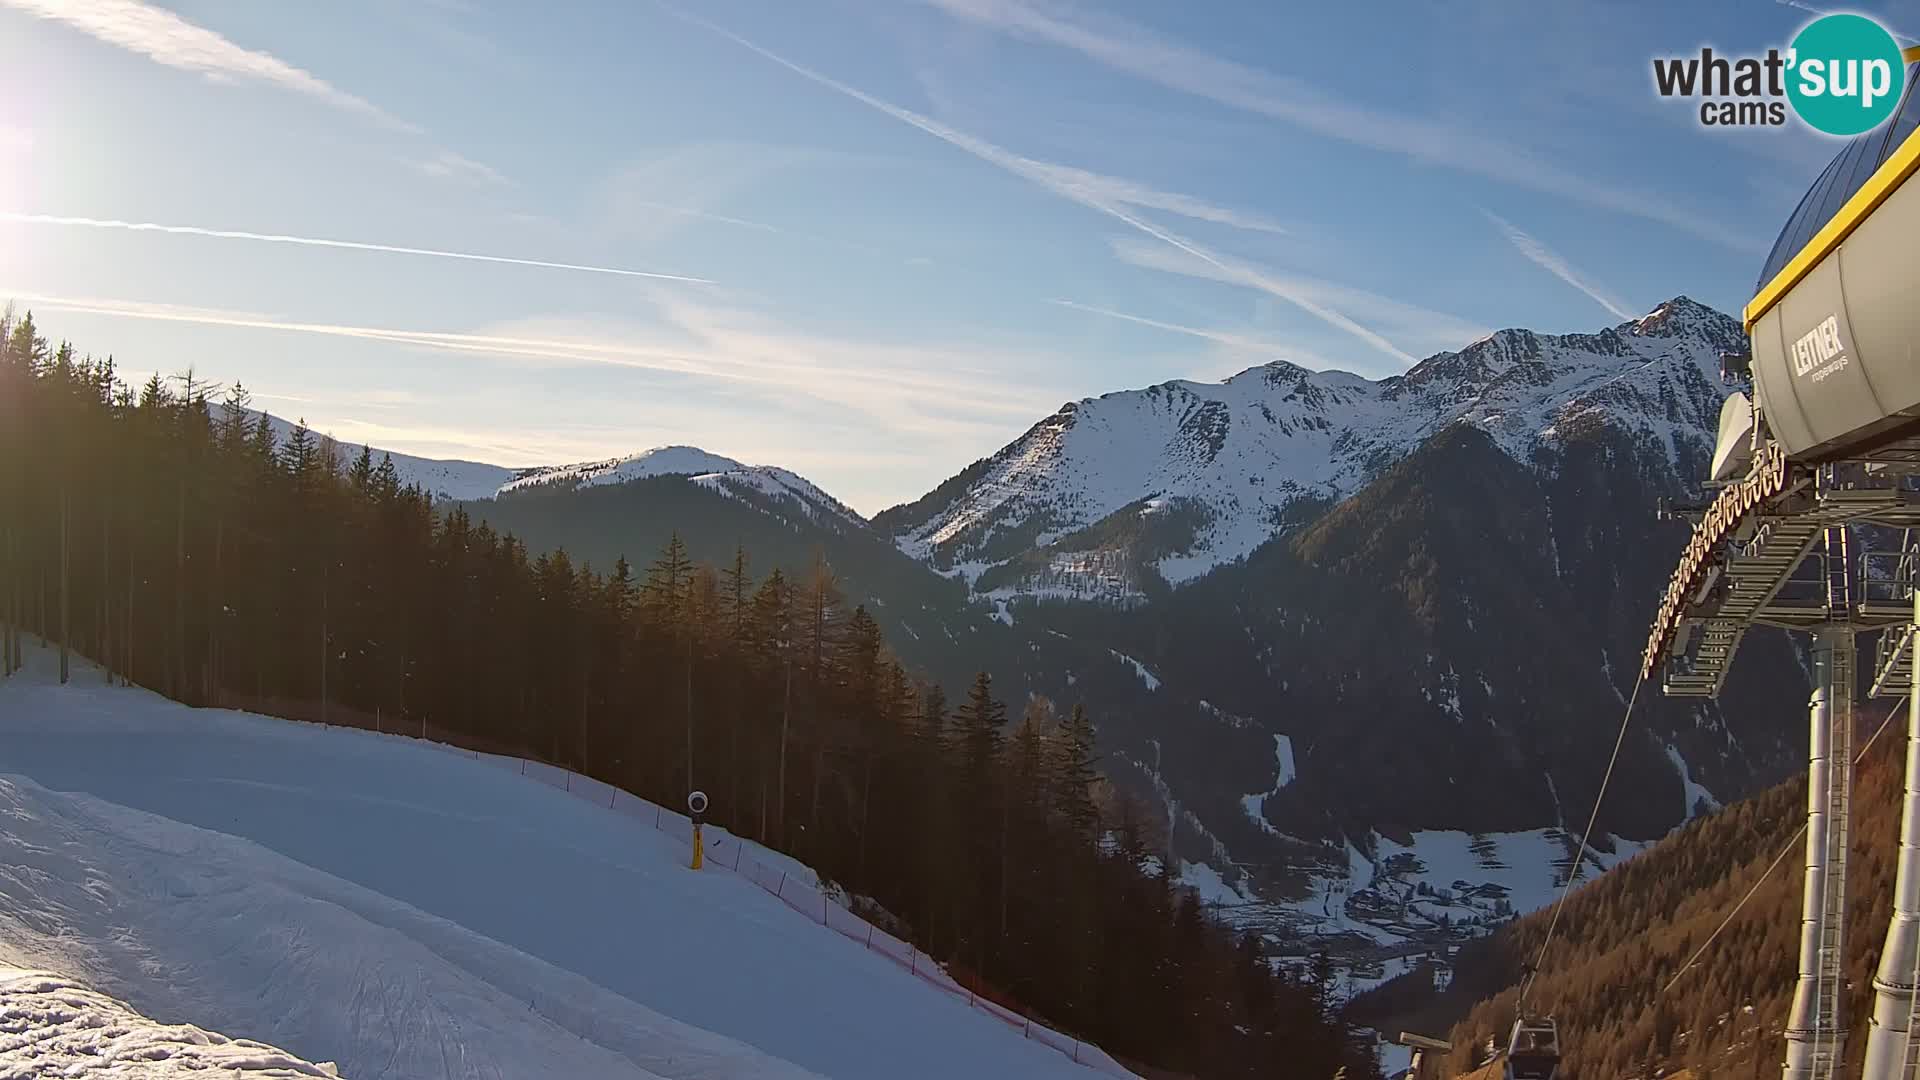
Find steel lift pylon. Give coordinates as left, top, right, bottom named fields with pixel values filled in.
left=1642, top=48, right=1920, bottom=1079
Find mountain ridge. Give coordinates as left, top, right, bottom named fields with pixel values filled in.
left=871, top=296, right=1741, bottom=602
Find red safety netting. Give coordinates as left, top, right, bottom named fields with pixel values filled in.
left=775, top=876, right=829, bottom=926
left=522, top=759, right=571, bottom=793
left=867, top=925, right=916, bottom=972
left=566, top=774, right=620, bottom=810
left=480, top=752, right=529, bottom=778
left=658, top=811, right=694, bottom=847
left=824, top=902, right=871, bottom=945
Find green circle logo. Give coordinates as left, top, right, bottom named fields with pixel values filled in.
left=1787, top=14, right=1906, bottom=135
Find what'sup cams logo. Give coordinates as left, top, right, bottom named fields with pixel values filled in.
left=1653, top=13, right=1908, bottom=135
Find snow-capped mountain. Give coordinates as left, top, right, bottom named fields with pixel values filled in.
left=876, top=297, right=1741, bottom=599
left=247, top=414, right=862, bottom=529
left=503, top=446, right=863, bottom=526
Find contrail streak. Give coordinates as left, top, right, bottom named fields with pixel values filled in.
left=657, top=3, right=1414, bottom=365
left=1483, top=210, right=1633, bottom=321
left=0, top=212, right=717, bottom=284
left=1049, top=299, right=1288, bottom=352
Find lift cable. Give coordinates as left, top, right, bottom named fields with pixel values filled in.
left=1520, top=675, right=1647, bottom=1007
left=1659, top=695, right=1905, bottom=997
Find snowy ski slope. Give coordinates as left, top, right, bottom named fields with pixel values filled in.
left=0, top=969, right=345, bottom=1078
left=0, top=648, right=1114, bottom=1080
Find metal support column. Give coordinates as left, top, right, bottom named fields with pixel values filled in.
left=1863, top=584, right=1920, bottom=1080
left=1785, top=625, right=1854, bottom=1080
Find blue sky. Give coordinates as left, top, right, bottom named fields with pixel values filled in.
left=0, top=0, right=1906, bottom=512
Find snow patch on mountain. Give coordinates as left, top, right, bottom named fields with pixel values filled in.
left=1665, top=744, right=1722, bottom=820
left=1109, top=650, right=1161, bottom=691
left=691, top=466, right=864, bottom=526
left=1178, top=860, right=1258, bottom=907
left=1239, top=734, right=1298, bottom=837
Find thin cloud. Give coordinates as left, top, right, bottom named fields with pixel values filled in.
left=1776, top=0, right=1919, bottom=42
left=1483, top=210, right=1634, bottom=320
left=658, top=5, right=1283, bottom=240
left=4, top=290, right=1060, bottom=431
left=2, top=0, right=410, bottom=129
left=919, top=0, right=1761, bottom=252
left=658, top=3, right=1413, bottom=365
left=1048, top=299, right=1289, bottom=352
left=0, top=213, right=716, bottom=284
left=414, top=150, right=511, bottom=188
left=1108, top=237, right=1491, bottom=353
left=2, top=0, right=505, bottom=182
left=1026, top=161, right=1288, bottom=234
left=620, top=197, right=925, bottom=265
left=1, top=292, right=735, bottom=377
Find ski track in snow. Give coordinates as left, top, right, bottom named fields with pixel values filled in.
left=0, top=648, right=1104, bottom=1080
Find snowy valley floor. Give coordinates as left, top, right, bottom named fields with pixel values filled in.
left=0, top=647, right=1103, bottom=1079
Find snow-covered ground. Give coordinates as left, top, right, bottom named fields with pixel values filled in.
left=0, top=969, right=344, bottom=1078
left=0, top=648, right=1109, bottom=1080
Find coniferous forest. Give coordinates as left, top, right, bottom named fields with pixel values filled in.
left=0, top=311, right=1378, bottom=1080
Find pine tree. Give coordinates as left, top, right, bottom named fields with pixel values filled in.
left=348, top=444, right=376, bottom=494
left=752, top=567, right=794, bottom=844
left=954, top=670, right=1007, bottom=973
left=281, top=420, right=316, bottom=484
left=719, top=546, right=751, bottom=817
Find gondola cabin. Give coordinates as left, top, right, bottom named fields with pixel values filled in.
left=1503, top=1017, right=1561, bottom=1080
